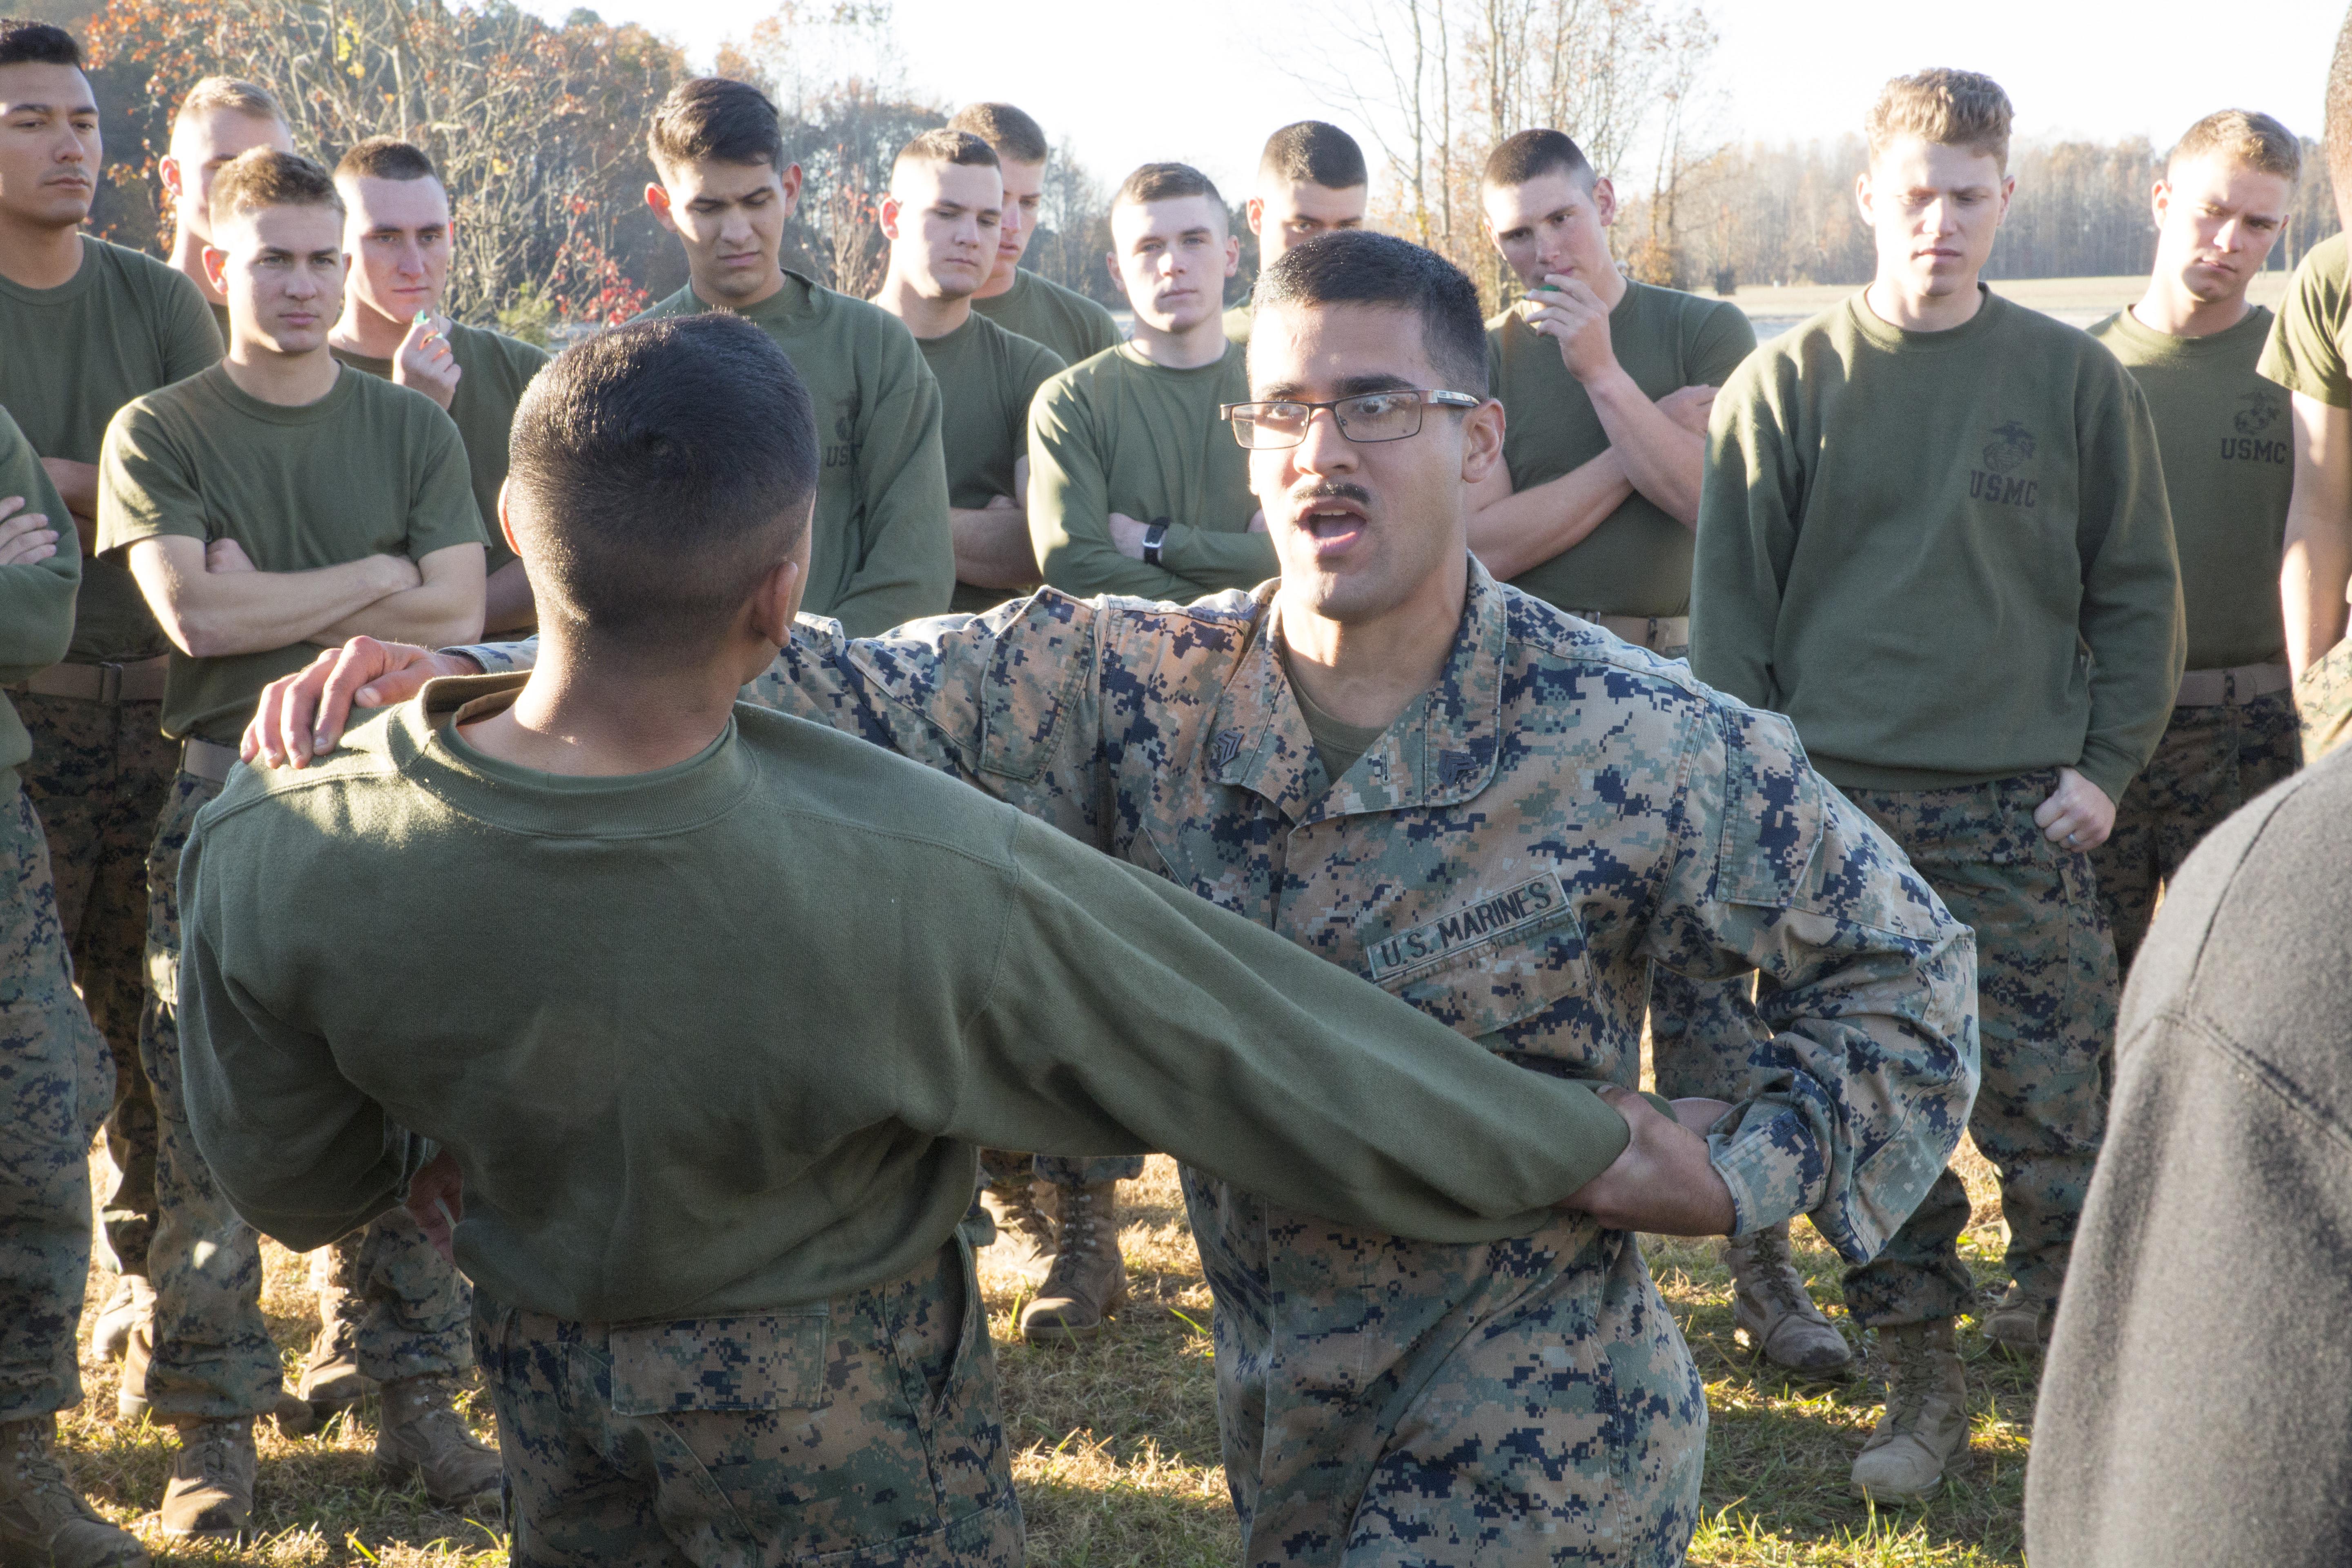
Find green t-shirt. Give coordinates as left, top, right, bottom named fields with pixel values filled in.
left=1224, top=302, right=1253, bottom=345
left=2091, top=305, right=2292, bottom=670
left=1029, top=340, right=1274, bottom=601
left=96, top=363, right=484, bottom=745
left=0, top=237, right=222, bottom=663
left=916, top=313, right=1066, bottom=614
left=642, top=273, right=952, bottom=636
left=1487, top=280, right=1756, bottom=619
left=2260, top=233, right=2350, bottom=407
left=332, top=321, right=548, bottom=575
left=0, top=410, right=78, bottom=784
left=969, top=267, right=1122, bottom=367
left=178, top=674, right=1631, bottom=1322
left=209, top=300, right=230, bottom=340
left=1693, top=288, right=2184, bottom=804
left=1279, top=644, right=1387, bottom=786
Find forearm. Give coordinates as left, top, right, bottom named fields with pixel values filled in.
left=153, top=555, right=411, bottom=659
left=316, top=575, right=485, bottom=650
left=481, top=560, right=537, bottom=635
left=1466, top=452, right=1635, bottom=580
left=0, top=561, right=79, bottom=676
left=1154, top=523, right=1279, bottom=595
left=1586, top=371, right=1705, bottom=526
left=39, top=458, right=96, bottom=521
left=950, top=506, right=1042, bottom=592
left=2282, top=510, right=2351, bottom=675
left=1035, top=516, right=1209, bottom=601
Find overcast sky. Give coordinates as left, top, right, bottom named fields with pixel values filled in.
left=537, top=0, right=2339, bottom=200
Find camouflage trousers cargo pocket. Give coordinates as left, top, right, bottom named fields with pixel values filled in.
left=474, top=1238, right=1022, bottom=1568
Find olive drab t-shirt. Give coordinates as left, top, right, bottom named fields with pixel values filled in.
left=1028, top=340, right=1274, bottom=601
left=332, top=321, right=549, bottom=575
left=1487, top=279, right=1755, bottom=619
left=2258, top=234, right=2350, bottom=408
left=1223, top=302, right=1253, bottom=345
left=96, top=363, right=484, bottom=745
left=915, top=314, right=1066, bottom=614
left=0, top=237, right=223, bottom=663
left=642, top=273, right=952, bottom=636
left=2091, top=305, right=2293, bottom=671
left=969, top=267, right=1122, bottom=368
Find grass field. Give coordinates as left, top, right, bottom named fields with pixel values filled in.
left=56, top=1135, right=2029, bottom=1567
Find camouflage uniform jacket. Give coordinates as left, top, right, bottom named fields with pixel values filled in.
left=467, top=561, right=1978, bottom=1256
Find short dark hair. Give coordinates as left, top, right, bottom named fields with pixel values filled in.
left=894, top=127, right=998, bottom=175
left=508, top=314, right=817, bottom=657
left=1252, top=229, right=1488, bottom=397
left=335, top=136, right=437, bottom=183
left=211, top=148, right=343, bottom=228
left=947, top=102, right=1047, bottom=165
left=1116, top=161, right=1223, bottom=212
left=0, top=18, right=81, bottom=69
left=2330, top=6, right=2352, bottom=219
left=1483, top=129, right=1594, bottom=191
left=1260, top=121, right=1367, bottom=191
left=648, top=77, right=784, bottom=176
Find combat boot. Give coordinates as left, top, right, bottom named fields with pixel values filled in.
left=114, top=1323, right=151, bottom=1423
left=979, top=1174, right=1057, bottom=1283
left=297, top=1317, right=367, bottom=1425
left=1019, top=1181, right=1129, bottom=1343
left=375, top=1376, right=502, bottom=1506
left=158, top=1417, right=254, bottom=1539
left=0, top=1415, right=149, bottom=1567
left=1981, top=1283, right=2050, bottom=1358
left=89, top=1275, right=154, bottom=1365
left=1850, top=1318, right=1969, bottom=1500
left=1723, top=1221, right=1853, bottom=1374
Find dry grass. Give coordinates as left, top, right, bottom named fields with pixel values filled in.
left=57, top=1142, right=2028, bottom=1566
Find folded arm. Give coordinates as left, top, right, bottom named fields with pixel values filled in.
left=310, top=541, right=484, bottom=650
left=124, top=534, right=420, bottom=660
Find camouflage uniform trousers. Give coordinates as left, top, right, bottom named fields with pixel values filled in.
left=140, top=767, right=281, bottom=1419
left=0, top=781, right=111, bottom=1421
left=1187, top=1175, right=1705, bottom=1568
left=1838, top=771, right=2116, bottom=1329
left=2090, top=690, right=2301, bottom=973
left=310, top=1210, right=474, bottom=1382
left=17, top=692, right=175, bottom=1278
left=2296, top=635, right=2352, bottom=763
left=472, top=1240, right=1021, bottom=1568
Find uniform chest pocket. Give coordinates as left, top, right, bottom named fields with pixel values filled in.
left=606, top=1307, right=831, bottom=1415
left=1358, top=870, right=1596, bottom=1040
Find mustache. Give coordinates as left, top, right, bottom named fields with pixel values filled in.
left=1290, top=482, right=1374, bottom=508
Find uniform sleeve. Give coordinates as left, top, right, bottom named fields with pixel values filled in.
left=96, top=400, right=207, bottom=559
left=1074, top=298, right=1122, bottom=359
left=2257, top=246, right=2350, bottom=407
left=404, top=406, right=492, bottom=557
left=1642, top=702, right=1980, bottom=1261
left=827, top=331, right=953, bottom=637
left=2073, top=368, right=2185, bottom=804
left=1690, top=300, right=1760, bottom=387
left=0, top=417, right=78, bottom=678
left=159, top=267, right=226, bottom=382
left=1029, top=372, right=1218, bottom=601
left=1154, top=522, right=1280, bottom=594
left=1688, top=355, right=1801, bottom=710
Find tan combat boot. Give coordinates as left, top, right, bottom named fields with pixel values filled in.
left=159, top=1417, right=254, bottom=1539
left=1723, top=1221, right=1853, bottom=1375
left=979, top=1174, right=1058, bottom=1284
left=0, top=1416, right=149, bottom=1567
left=1850, top=1319, right=1969, bottom=1500
left=1981, top=1283, right=2050, bottom=1358
left=114, top=1322, right=151, bottom=1424
left=1019, top=1181, right=1130, bottom=1344
left=89, top=1275, right=154, bottom=1365
left=375, top=1376, right=502, bottom=1506
left=296, top=1318, right=368, bottom=1425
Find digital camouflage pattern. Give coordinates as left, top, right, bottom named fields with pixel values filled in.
left=14, top=691, right=175, bottom=1277
left=311, top=1212, right=472, bottom=1383
left=1835, top=773, right=2116, bottom=1330
left=2295, top=637, right=2352, bottom=763
left=2091, top=692, right=2301, bottom=971
left=0, top=785, right=111, bottom=1421
left=468, top=561, right=1978, bottom=1563
left=474, top=1241, right=1020, bottom=1567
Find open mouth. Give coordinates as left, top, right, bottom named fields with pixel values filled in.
left=1298, top=496, right=1368, bottom=553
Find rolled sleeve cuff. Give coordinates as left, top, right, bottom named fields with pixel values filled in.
left=443, top=637, right=539, bottom=676
left=1707, top=1107, right=1831, bottom=1242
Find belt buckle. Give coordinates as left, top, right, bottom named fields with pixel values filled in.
left=96, top=662, right=122, bottom=704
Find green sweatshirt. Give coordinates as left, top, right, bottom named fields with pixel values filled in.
left=642, top=274, right=952, bottom=635
left=1223, top=302, right=1253, bottom=345
left=2259, top=233, right=2350, bottom=407
left=970, top=266, right=1122, bottom=367
left=1029, top=340, right=1275, bottom=600
left=0, top=236, right=222, bottom=663
left=96, top=364, right=484, bottom=745
left=332, top=321, right=549, bottom=575
left=2090, top=305, right=2292, bottom=670
left=178, top=675, right=1633, bottom=1323
left=0, top=410, right=79, bottom=785
left=916, top=313, right=1065, bottom=613
left=1692, top=288, right=2183, bottom=804
left=1487, top=282, right=1756, bottom=617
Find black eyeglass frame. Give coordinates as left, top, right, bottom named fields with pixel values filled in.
left=1218, top=389, right=1486, bottom=449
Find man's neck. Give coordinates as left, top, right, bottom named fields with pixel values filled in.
left=221, top=339, right=342, bottom=406
left=329, top=294, right=423, bottom=359
left=1585, top=258, right=1628, bottom=311
left=1276, top=563, right=1468, bottom=731
left=1130, top=310, right=1228, bottom=370
left=461, top=632, right=748, bottom=777
left=971, top=257, right=1020, bottom=301
left=2130, top=272, right=2249, bottom=339
left=871, top=270, right=971, bottom=339
left=1863, top=273, right=1985, bottom=333
left=693, top=263, right=787, bottom=312
left=0, top=217, right=83, bottom=292
left=169, top=228, right=222, bottom=305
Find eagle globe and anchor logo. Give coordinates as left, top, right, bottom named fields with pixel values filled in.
left=1969, top=420, right=2040, bottom=510
left=2223, top=392, right=2290, bottom=465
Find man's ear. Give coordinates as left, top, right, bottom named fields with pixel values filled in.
left=1223, top=232, right=1241, bottom=278
left=778, top=162, right=805, bottom=218
left=159, top=154, right=183, bottom=200
left=1853, top=169, right=1875, bottom=227
left=645, top=181, right=675, bottom=232
left=1460, top=397, right=1507, bottom=486
left=495, top=481, right=521, bottom=559
left=2148, top=178, right=2171, bottom=232
left=1591, top=176, right=1618, bottom=226
left=1246, top=195, right=1266, bottom=238
left=877, top=192, right=903, bottom=242
left=202, top=245, right=229, bottom=296
left=744, top=552, right=805, bottom=649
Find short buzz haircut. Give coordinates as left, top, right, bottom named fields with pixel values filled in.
left=1252, top=229, right=1488, bottom=398
left=2330, top=6, right=2352, bottom=216
left=1865, top=68, right=2015, bottom=173
left=209, top=147, right=342, bottom=229
left=1115, top=161, right=1223, bottom=213
left=0, top=18, right=82, bottom=69
left=335, top=136, right=438, bottom=184
left=1260, top=121, right=1367, bottom=191
left=648, top=77, right=784, bottom=176
left=1482, top=129, right=1595, bottom=191
left=893, top=127, right=998, bottom=177
left=947, top=102, right=1047, bottom=166
left=2167, top=110, right=2301, bottom=183
left=173, top=76, right=286, bottom=131
left=507, top=314, right=817, bottom=656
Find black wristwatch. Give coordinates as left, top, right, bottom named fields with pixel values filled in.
left=1142, top=518, right=1169, bottom=568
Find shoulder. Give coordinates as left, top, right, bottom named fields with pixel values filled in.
left=111, top=367, right=214, bottom=438
left=729, top=704, right=1026, bottom=865
left=1499, top=584, right=1727, bottom=713
left=451, top=321, right=549, bottom=380
left=1038, top=271, right=1119, bottom=325
left=633, top=285, right=699, bottom=322
left=2288, top=232, right=2350, bottom=298
left=197, top=711, right=407, bottom=843
left=975, top=314, right=1067, bottom=379
left=1037, top=345, right=1128, bottom=405
left=93, top=238, right=204, bottom=309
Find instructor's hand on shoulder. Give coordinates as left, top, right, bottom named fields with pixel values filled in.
left=241, top=635, right=481, bottom=771
left=1561, top=1085, right=1737, bottom=1237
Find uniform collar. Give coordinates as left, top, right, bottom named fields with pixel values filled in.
left=1206, top=558, right=1506, bottom=824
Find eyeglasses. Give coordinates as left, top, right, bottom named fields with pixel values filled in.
left=1219, top=389, right=1483, bottom=450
